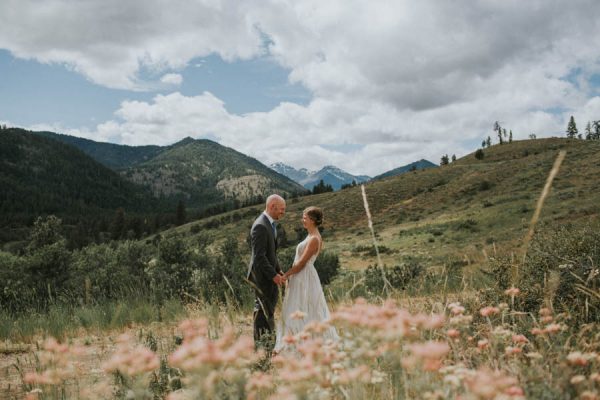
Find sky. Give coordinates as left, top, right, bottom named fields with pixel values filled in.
left=1, top=0, right=600, bottom=176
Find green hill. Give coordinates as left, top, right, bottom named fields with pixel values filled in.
left=35, top=131, right=164, bottom=169
left=0, top=128, right=162, bottom=243
left=120, top=138, right=308, bottom=211
left=164, top=138, right=600, bottom=271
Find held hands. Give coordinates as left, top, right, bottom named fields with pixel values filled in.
left=273, top=272, right=286, bottom=286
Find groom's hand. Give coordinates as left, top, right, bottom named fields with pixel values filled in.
left=273, top=274, right=285, bottom=286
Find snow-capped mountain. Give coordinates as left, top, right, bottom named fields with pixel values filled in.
left=271, top=163, right=371, bottom=191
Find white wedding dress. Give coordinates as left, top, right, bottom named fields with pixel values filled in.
left=274, top=236, right=339, bottom=353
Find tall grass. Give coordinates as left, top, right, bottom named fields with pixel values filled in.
left=0, top=298, right=187, bottom=342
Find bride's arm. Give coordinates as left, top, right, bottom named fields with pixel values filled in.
left=284, top=237, right=320, bottom=278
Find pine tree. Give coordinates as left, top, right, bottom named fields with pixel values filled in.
left=486, top=136, right=492, bottom=147
left=585, top=121, right=592, bottom=140
left=509, top=130, right=513, bottom=143
left=451, top=154, right=457, bottom=162
left=481, top=140, right=486, bottom=148
left=566, top=115, right=578, bottom=139
left=440, top=154, right=449, bottom=166
left=494, top=121, right=503, bottom=144
left=593, top=121, right=600, bottom=140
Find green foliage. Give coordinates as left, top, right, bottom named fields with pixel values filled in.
left=566, top=115, right=578, bottom=139
left=474, top=148, right=485, bottom=160
left=312, top=179, right=334, bottom=194
left=489, top=221, right=600, bottom=325
left=147, top=235, right=197, bottom=303
left=364, top=260, right=423, bottom=294
left=193, top=236, right=253, bottom=306
left=313, top=251, right=341, bottom=285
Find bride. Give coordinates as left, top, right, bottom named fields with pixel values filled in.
left=274, top=206, right=339, bottom=353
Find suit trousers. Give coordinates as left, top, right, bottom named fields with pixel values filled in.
left=253, top=286, right=278, bottom=353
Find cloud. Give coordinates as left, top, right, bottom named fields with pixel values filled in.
left=2, top=0, right=600, bottom=174
left=160, top=73, right=183, bottom=86
left=0, top=0, right=264, bottom=89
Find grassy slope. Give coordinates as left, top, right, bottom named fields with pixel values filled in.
left=163, top=138, right=600, bottom=272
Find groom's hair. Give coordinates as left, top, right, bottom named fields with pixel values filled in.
left=304, top=206, right=323, bottom=226
left=266, top=194, right=285, bottom=207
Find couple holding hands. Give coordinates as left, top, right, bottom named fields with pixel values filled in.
left=246, top=194, right=338, bottom=355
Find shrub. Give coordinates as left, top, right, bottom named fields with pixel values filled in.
left=363, top=259, right=423, bottom=294
left=488, top=221, right=600, bottom=325
left=474, top=148, right=485, bottom=160
left=453, top=219, right=479, bottom=232
left=314, top=251, right=341, bottom=285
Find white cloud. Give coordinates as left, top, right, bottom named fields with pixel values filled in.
left=2, top=0, right=600, bottom=174
left=160, top=73, right=183, bottom=86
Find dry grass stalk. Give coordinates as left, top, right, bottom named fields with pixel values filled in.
left=516, top=150, right=567, bottom=283
left=360, top=185, right=392, bottom=295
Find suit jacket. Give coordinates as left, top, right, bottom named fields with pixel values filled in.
left=247, top=213, right=281, bottom=297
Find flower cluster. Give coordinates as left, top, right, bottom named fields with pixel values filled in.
left=102, top=333, right=159, bottom=376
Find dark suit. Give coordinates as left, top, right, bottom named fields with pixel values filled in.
left=247, top=213, right=281, bottom=352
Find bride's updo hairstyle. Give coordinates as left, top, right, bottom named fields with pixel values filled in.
left=304, top=206, right=323, bottom=227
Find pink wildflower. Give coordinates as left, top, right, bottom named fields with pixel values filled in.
left=504, top=287, right=521, bottom=297
left=480, top=306, right=500, bottom=317
left=511, top=334, right=528, bottom=344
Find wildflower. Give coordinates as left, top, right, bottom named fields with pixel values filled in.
left=505, top=346, right=522, bottom=356
left=505, top=386, right=525, bottom=396
left=566, top=351, right=598, bottom=366
left=463, top=369, right=519, bottom=399
left=504, top=287, right=521, bottom=297
left=544, top=323, right=562, bottom=334
left=477, top=339, right=489, bottom=350
left=447, top=329, right=460, bottom=339
left=103, top=344, right=159, bottom=376
left=408, top=341, right=450, bottom=359
left=492, top=326, right=512, bottom=339
left=580, top=391, right=599, bottom=400
left=480, top=306, right=500, bottom=317
left=283, top=335, right=297, bottom=345
left=541, top=316, right=554, bottom=323
left=450, top=314, right=473, bottom=326
left=448, top=303, right=466, bottom=315
left=570, top=375, right=586, bottom=385
left=511, top=334, right=528, bottom=344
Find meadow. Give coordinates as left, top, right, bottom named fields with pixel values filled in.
left=1, top=138, right=599, bottom=399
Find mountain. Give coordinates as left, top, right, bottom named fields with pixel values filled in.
left=176, top=138, right=600, bottom=271
left=120, top=138, right=308, bottom=210
left=271, top=163, right=370, bottom=191
left=0, top=128, right=159, bottom=226
left=373, top=159, right=437, bottom=180
left=35, top=131, right=164, bottom=169
left=32, top=131, right=308, bottom=212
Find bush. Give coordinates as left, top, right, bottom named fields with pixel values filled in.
left=314, top=251, right=341, bottom=285
left=193, top=236, right=252, bottom=306
left=474, top=148, right=485, bottom=160
left=453, top=219, right=479, bottom=232
left=488, top=221, right=600, bottom=324
left=363, top=259, right=423, bottom=294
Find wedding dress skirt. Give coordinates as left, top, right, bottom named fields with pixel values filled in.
left=274, top=236, right=339, bottom=353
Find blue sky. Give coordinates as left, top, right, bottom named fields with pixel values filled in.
left=1, top=1, right=599, bottom=176
left=0, top=50, right=310, bottom=129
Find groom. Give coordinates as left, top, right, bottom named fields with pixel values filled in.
left=247, top=194, right=286, bottom=353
